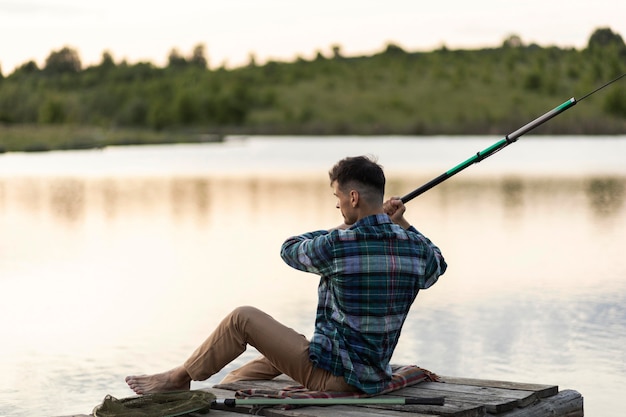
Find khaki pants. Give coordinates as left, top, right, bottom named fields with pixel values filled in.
left=183, top=306, right=359, bottom=392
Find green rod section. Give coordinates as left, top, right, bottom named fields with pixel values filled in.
left=446, top=139, right=508, bottom=176
left=401, top=98, right=577, bottom=204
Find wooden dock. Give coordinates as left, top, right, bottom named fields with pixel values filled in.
left=59, top=373, right=583, bottom=417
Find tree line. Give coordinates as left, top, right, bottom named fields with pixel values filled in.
left=0, top=27, right=624, bottom=151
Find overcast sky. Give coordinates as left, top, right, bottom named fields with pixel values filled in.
left=1, top=0, right=624, bottom=75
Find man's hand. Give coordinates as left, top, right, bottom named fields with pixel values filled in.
left=384, top=197, right=411, bottom=229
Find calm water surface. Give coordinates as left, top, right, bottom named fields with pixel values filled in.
left=0, top=136, right=625, bottom=417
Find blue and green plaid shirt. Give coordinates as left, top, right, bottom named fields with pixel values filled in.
left=280, top=213, right=447, bottom=394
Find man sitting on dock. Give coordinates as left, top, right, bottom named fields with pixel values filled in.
left=126, top=155, right=447, bottom=395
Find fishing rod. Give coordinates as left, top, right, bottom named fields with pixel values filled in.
left=214, top=395, right=445, bottom=407
left=401, top=73, right=626, bottom=203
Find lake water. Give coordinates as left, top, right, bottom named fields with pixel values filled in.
left=0, top=136, right=625, bottom=417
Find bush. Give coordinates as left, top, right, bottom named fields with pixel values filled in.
left=38, top=98, right=66, bottom=124
left=604, top=87, right=626, bottom=117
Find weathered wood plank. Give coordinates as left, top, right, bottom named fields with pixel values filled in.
left=364, top=402, right=484, bottom=417
left=251, top=404, right=486, bottom=417
left=397, top=385, right=518, bottom=413
left=58, top=410, right=247, bottom=417
left=498, top=389, right=583, bottom=417
left=438, top=376, right=558, bottom=398
left=258, top=405, right=432, bottom=417
left=410, top=381, right=539, bottom=407
left=190, top=410, right=249, bottom=416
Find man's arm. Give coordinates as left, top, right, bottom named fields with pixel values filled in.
left=280, top=230, right=332, bottom=274
left=384, top=196, right=447, bottom=285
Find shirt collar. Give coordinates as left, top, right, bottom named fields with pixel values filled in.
left=350, top=213, right=392, bottom=228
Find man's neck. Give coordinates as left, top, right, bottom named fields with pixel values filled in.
left=355, top=205, right=384, bottom=222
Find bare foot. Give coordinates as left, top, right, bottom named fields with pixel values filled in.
left=125, top=365, right=191, bottom=395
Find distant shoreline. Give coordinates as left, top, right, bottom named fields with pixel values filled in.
left=2, top=124, right=625, bottom=154
left=2, top=28, right=625, bottom=152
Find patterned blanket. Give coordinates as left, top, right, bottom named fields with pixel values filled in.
left=232, top=365, right=438, bottom=408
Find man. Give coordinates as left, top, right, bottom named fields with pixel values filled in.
left=126, top=155, right=446, bottom=395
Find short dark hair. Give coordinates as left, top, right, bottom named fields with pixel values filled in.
left=329, top=155, right=385, bottom=200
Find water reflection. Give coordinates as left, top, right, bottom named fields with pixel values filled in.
left=500, top=177, right=524, bottom=212
left=169, top=178, right=212, bottom=225
left=1, top=175, right=625, bottom=227
left=100, top=179, right=118, bottom=220
left=586, top=177, right=625, bottom=218
left=0, top=181, right=5, bottom=210
left=49, top=178, right=85, bottom=224
left=0, top=176, right=339, bottom=235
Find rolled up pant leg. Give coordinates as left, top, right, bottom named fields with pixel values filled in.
left=183, top=306, right=358, bottom=392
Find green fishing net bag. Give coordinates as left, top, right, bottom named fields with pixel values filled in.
left=93, top=390, right=216, bottom=417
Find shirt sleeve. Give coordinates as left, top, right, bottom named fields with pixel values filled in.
left=280, top=230, right=334, bottom=275
left=408, top=225, right=447, bottom=288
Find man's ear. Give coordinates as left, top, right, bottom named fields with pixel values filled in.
left=350, top=189, right=359, bottom=207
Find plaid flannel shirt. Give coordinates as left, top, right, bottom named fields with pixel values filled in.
left=280, top=214, right=447, bottom=394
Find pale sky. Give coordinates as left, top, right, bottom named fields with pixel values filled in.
left=1, top=0, right=624, bottom=75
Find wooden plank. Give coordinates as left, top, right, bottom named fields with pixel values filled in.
left=498, top=389, right=583, bottom=417
left=438, top=376, right=558, bottom=398
left=190, top=410, right=248, bottom=416
left=251, top=401, right=483, bottom=417
left=57, top=410, right=246, bottom=417
left=397, top=385, right=518, bottom=414
left=257, top=405, right=432, bottom=417
left=363, top=402, right=484, bottom=417
left=410, top=381, right=539, bottom=407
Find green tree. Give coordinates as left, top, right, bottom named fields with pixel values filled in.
left=11, top=60, right=39, bottom=77
left=502, top=34, right=524, bottom=48
left=332, top=44, right=343, bottom=59
left=384, top=42, right=406, bottom=55
left=44, top=46, right=82, bottom=74
left=587, top=27, right=625, bottom=50
left=247, top=53, right=257, bottom=68
left=99, top=51, right=116, bottom=70
left=189, top=44, right=208, bottom=69
left=168, top=48, right=188, bottom=69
